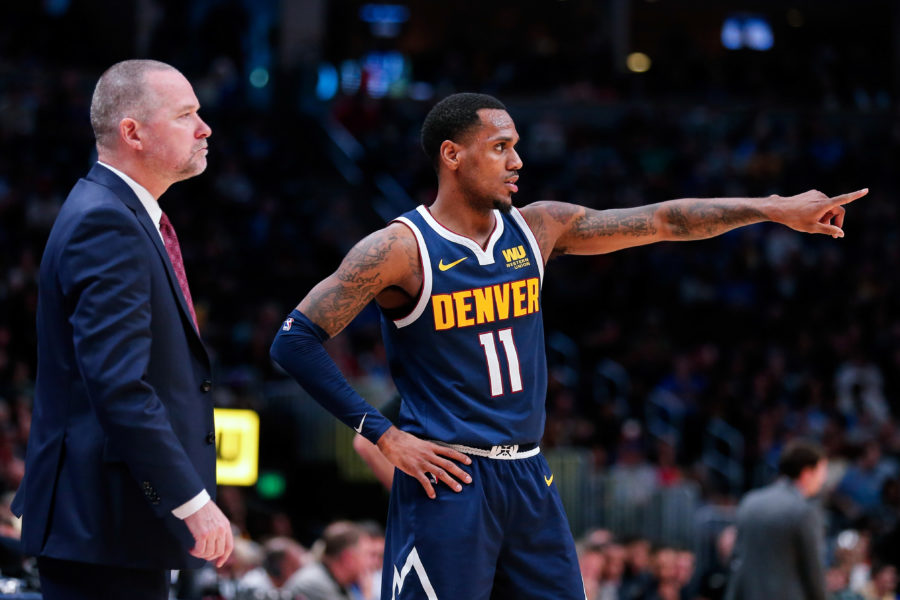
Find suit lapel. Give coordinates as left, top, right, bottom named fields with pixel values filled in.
left=85, top=164, right=209, bottom=365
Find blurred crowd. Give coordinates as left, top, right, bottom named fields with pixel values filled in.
left=176, top=519, right=386, bottom=600
left=3, top=1, right=900, bottom=598
left=578, top=525, right=900, bottom=600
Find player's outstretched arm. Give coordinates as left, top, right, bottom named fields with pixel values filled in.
left=520, top=188, right=868, bottom=258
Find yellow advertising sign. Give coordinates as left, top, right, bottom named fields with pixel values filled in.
left=214, top=408, right=259, bottom=486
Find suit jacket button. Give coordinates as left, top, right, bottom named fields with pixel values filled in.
left=206, top=432, right=216, bottom=445
left=200, top=379, right=212, bottom=393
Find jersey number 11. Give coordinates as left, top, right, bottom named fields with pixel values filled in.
left=478, top=328, right=523, bottom=397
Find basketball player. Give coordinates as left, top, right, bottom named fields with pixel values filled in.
left=270, top=93, right=866, bottom=599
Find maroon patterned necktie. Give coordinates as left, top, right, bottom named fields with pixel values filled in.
left=159, top=212, right=198, bottom=331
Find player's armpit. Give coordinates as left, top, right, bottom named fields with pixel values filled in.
left=298, top=222, right=419, bottom=337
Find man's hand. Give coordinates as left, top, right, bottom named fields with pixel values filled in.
left=773, top=188, right=868, bottom=238
left=183, top=500, right=234, bottom=567
left=376, top=426, right=473, bottom=499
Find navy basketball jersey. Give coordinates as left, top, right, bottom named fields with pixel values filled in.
left=380, top=205, right=547, bottom=446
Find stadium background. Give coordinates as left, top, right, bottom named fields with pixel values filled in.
left=2, top=0, right=900, bottom=596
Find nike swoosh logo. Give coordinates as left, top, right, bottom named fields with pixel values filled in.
left=438, top=257, right=468, bottom=271
left=544, top=474, right=553, bottom=486
left=354, top=414, right=366, bottom=434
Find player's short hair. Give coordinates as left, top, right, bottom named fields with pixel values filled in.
left=321, top=520, right=362, bottom=559
left=421, top=92, right=507, bottom=172
left=778, top=439, right=826, bottom=479
left=90, top=59, right=179, bottom=150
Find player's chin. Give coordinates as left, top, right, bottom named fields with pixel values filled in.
left=493, top=195, right=514, bottom=214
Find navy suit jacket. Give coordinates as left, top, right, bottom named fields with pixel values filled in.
left=12, top=163, right=216, bottom=569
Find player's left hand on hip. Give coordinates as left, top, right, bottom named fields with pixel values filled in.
left=377, top=426, right=473, bottom=499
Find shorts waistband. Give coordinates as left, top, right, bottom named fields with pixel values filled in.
left=431, top=441, right=541, bottom=460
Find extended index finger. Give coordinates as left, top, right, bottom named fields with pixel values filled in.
left=829, top=188, right=868, bottom=206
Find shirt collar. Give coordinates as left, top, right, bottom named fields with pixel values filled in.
left=97, top=161, right=163, bottom=234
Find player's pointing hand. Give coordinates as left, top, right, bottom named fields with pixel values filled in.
left=376, top=426, right=473, bottom=499
left=773, top=188, right=868, bottom=239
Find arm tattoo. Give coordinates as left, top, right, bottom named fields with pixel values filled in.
left=666, top=205, right=690, bottom=237
left=304, top=230, right=404, bottom=334
left=545, top=202, right=573, bottom=225
left=571, top=206, right=658, bottom=240
left=525, top=201, right=658, bottom=256
left=521, top=206, right=555, bottom=263
left=663, top=202, right=766, bottom=238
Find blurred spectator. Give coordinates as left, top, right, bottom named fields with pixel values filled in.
left=827, top=567, right=864, bottom=600
left=697, top=526, right=736, bottom=600
left=861, top=563, right=899, bottom=600
left=835, top=355, right=889, bottom=434
left=176, top=537, right=262, bottom=599
left=598, top=542, right=627, bottom=600
left=583, top=528, right=615, bottom=548
left=237, top=537, right=308, bottom=598
left=833, top=530, right=873, bottom=597
left=655, top=438, right=684, bottom=488
left=577, top=539, right=607, bottom=600
left=285, top=521, right=366, bottom=600
left=609, top=421, right=659, bottom=507
left=675, top=548, right=698, bottom=600
left=621, top=536, right=654, bottom=600
left=642, top=545, right=683, bottom=600
left=726, top=440, right=828, bottom=600
left=868, top=478, right=900, bottom=537
left=351, top=521, right=385, bottom=600
left=834, top=441, right=899, bottom=523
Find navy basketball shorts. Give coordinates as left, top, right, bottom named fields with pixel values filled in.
left=381, top=447, right=585, bottom=600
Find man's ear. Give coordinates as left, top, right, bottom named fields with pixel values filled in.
left=439, top=140, right=462, bottom=172
left=120, top=117, right=142, bottom=150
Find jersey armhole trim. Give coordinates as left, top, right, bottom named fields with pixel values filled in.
left=510, top=206, right=545, bottom=285
left=391, top=217, right=432, bottom=329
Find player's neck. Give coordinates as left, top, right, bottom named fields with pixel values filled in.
left=430, top=192, right=497, bottom=247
